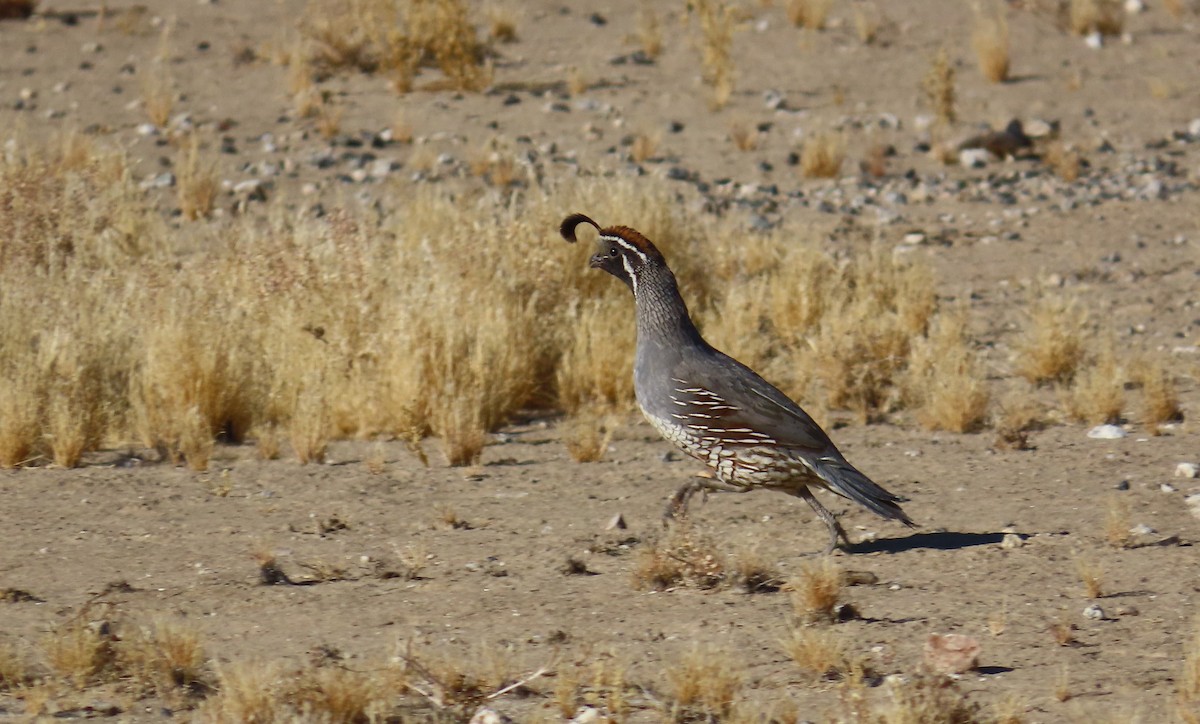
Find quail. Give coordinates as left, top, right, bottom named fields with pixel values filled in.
left=561, top=213, right=916, bottom=553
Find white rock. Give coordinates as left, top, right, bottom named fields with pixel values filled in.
left=469, top=708, right=513, bottom=724
left=1188, top=118, right=1200, bottom=138
left=1129, top=523, right=1155, bottom=536
left=232, top=179, right=262, bottom=194
left=1025, top=119, right=1053, bottom=138
left=136, top=122, right=159, bottom=136
left=960, top=148, right=990, bottom=168
left=1124, top=0, right=1144, bottom=13
left=1175, top=462, right=1198, bottom=479
left=1161, top=483, right=1177, bottom=493
left=571, top=707, right=602, bottom=723
left=1083, top=604, right=1105, bottom=620
left=1087, top=424, right=1126, bottom=440
left=1085, top=31, right=1103, bottom=49
left=1186, top=494, right=1200, bottom=520
left=1000, top=533, right=1024, bottom=549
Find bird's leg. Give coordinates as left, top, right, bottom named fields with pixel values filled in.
left=793, top=486, right=851, bottom=554
left=663, top=475, right=750, bottom=526
left=663, top=479, right=704, bottom=525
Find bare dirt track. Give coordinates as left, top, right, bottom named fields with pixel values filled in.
left=2, top=0, right=1200, bottom=721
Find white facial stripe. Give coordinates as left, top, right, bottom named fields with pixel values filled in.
left=620, top=253, right=638, bottom=294
left=601, top=234, right=649, bottom=265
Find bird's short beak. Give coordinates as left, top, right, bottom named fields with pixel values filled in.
left=588, top=254, right=604, bottom=269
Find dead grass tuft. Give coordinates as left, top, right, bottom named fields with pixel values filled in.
left=0, top=640, right=31, bottom=690
left=800, top=132, right=845, bottom=178
left=141, top=64, right=174, bottom=129
left=1076, top=555, right=1104, bottom=598
left=789, top=557, right=842, bottom=623
left=786, top=0, right=834, bottom=29
left=119, top=618, right=208, bottom=699
left=42, top=621, right=116, bottom=689
left=877, top=672, right=981, bottom=723
left=1014, top=292, right=1086, bottom=385
left=485, top=4, right=517, bottom=43
left=1104, top=495, right=1133, bottom=548
left=906, top=308, right=990, bottom=433
left=636, top=8, right=664, bottom=59
left=561, top=407, right=616, bottom=463
left=1064, top=336, right=1124, bottom=425
left=1132, top=356, right=1182, bottom=427
left=293, top=665, right=382, bottom=722
left=992, top=390, right=1042, bottom=451
left=783, top=626, right=847, bottom=678
left=729, top=120, right=762, bottom=152
left=731, top=545, right=782, bottom=593
left=176, top=136, right=220, bottom=221
left=922, top=47, right=957, bottom=128
left=691, top=0, right=736, bottom=109
left=298, top=0, right=490, bottom=93
left=1068, top=0, right=1123, bottom=36
left=196, top=660, right=285, bottom=722
left=632, top=522, right=727, bottom=591
left=629, top=131, right=661, bottom=164
left=972, top=7, right=1010, bottom=83
left=1044, top=141, right=1083, bottom=181
left=665, top=645, right=744, bottom=720
left=1180, top=618, right=1200, bottom=718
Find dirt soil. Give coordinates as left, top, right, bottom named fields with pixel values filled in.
left=2, top=1, right=1200, bottom=721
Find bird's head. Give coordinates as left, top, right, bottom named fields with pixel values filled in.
left=559, top=212, right=666, bottom=292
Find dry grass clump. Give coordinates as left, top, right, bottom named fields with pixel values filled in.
left=922, top=47, right=957, bottom=128
left=561, top=407, right=617, bottom=463
left=119, top=618, right=208, bottom=700
left=195, top=660, right=286, bottom=722
left=1044, top=141, right=1083, bottom=181
left=1064, top=335, right=1124, bottom=425
left=1180, top=618, right=1200, bottom=721
left=906, top=309, right=990, bottom=433
left=1104, top=495, right=1133, bottom=548
left=992, top=389, right=1043, bottom=450
left=485, top=3, right=517, bottom=43
left=1075, top=556, right=1104, bottom=598
left=1014, top=292, right=1086, bottom=385
left=800, top=132, right=845, bottom=178
left=42, top=621, right=116, bottom=688
left=1068, top=0, right=1124, bottom=36
left=1132, top=356, right=1182, bottom=427
left=972, top=7, right=1010, bottom=83
left=298, top=0, right=491, bottom=93
left=636, top=8, right=663, bottom=59
left=730, top=545, right=782, bottom=593
left=729, top=120, right=762, bottom=151
left=787, top=0, right=834, bottom=29
left=632, top=522, right=728, bottom=591
left=629, top=131, right=661, bottom=164
left=140, top=64, right=174, bottom=129
left=876, top=672, right=981, bottom=723
left=789, top=557, right=843, bottom=622
left=176, top=136, right=219, bottom=221
left=0, top=640, right=31, bottom=690
left=690, top=0, right=736, bottom=109
left=665, top=646, right=744, bottom=720
left=292, top=665, right=382, bottom=722
left=784, top=626, right=847, bottom=679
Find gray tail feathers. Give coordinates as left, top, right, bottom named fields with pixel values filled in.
left=813, top=458, right=917, bottom=527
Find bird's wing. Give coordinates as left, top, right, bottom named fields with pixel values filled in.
left=669, top=350, right=837, bottom=454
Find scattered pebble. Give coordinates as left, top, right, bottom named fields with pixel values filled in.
left=1129, top=523, right=1155, bottom=536
left=1160, top=483, right=1177, bottom=494
left=1000, top=533, right=1024, bottom=549
left=1087, top=424, right=1127, bottom=440
left=1083, top=604, right=1105, bottom=620
left=469, top=708, right=513, bottom=724
left=605, top=513, right=626, bottom=531
left=1175, top=462, right=1198, bottom=479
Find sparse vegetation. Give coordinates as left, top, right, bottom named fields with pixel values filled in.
left=800, top=132, right=845, bottom=178
left=1068, top=0, right=1123, bottom=36
left=922, top=47, right=957, bottom=128
left=1076, top=556, right=1104, bottom=598
left=665, top=646, right=744, bottom=720
left=789, top=558, right=842, bottom=623
left=906, top=308, right=990, bottom=433
left=632, top=522, right=727, bottom=591
left=1014, top=292, right=1086, bottom=385
left=561, top=407, right=616, bottom=462
left=636, top=8, right=663, bottom=59
left=690, top=0, right=736, bottom=109
left=972, top=7, right=1010, bottom=83
left=784, top=626, right=847, bottom=678
left=787, top=0, right=834, bottom=30
left=1104, top=495, right=1133, bottom=548
left=1133, top=356, right=1182, bottom=427
left=176, top=136, right=219, bottom=221
left=1065, top=336, right=1124, bottom=424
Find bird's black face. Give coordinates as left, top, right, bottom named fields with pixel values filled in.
left=590, top=237, right=641, bottom=290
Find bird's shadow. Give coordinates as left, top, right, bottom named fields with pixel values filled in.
left=846, top=531, right=1016, bottom=554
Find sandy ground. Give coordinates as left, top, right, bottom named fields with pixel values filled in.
left=2, top=0, right=1200, bottom=721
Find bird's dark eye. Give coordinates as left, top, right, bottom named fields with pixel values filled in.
left=608, top=247, right=619, bottom=257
